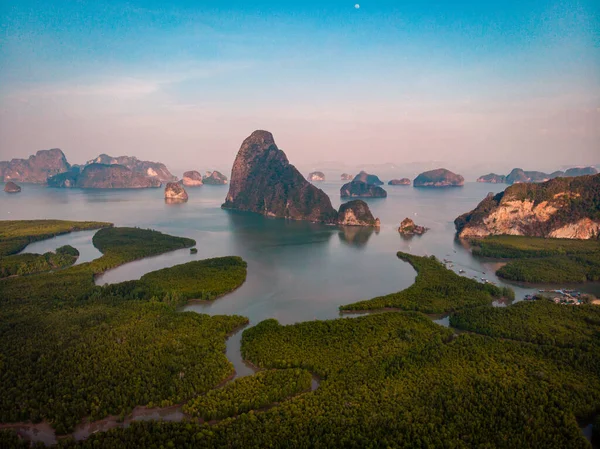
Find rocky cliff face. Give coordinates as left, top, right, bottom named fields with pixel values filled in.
left=48, top=164, right=162, bottom=189
left=3, top=182, right=21, bottom=193
left=223, top=131, right=339, bottom=223
left=337, top=200, right=380, bottom=227
left=308, top=171, right=325, bottom=182
left=477, top=173, right=506, bottom=184
left=388, top=178, right=411, bottom=186
left=0, top=149, right=70, bottom=183
left=86, top=154, right=176, bottom=182
left=455, top=174, right=600, bottom=239
left=165, top=182, right=188, bottom=201
left=182, top=171, right=203, bottom=187
left=414, top=169, right=464, bottom=187
left=204, top=171, right=228, bottom=185
left=340, top=181, right=387, bottom=198
left=353, top=171, right=384, bottom=185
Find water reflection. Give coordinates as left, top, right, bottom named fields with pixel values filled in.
left=338, top=226, right=377, bottom=248
left=225, top=209, right=336, bottom=250
left=164, top=198, right=188, bottom=205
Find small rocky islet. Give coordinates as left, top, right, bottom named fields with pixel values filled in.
left=388, top=178, right=411, bottom=186
left=182, top=171, right=203, bottom=187
left=164, top=182, right=188, bottom=202
left=398, top=217, right=428, bottom=236
left=3, top=181, right=21, bottom=193
left=337, top=200, right=380, bottom=227
left=308, top=171, right=325, bottom=182
left=203, top=171, right=228, bottom=185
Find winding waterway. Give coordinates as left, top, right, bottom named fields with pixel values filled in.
left=2, top=181, right=598, bottom=446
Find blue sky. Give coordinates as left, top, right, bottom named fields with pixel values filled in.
left=1, top=0, right=598, bottom=175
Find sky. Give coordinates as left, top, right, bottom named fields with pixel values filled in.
left=0, top=0, right=599, bottom=177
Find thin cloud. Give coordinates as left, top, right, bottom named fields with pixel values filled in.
left=3, top=60, right=254, bottom=101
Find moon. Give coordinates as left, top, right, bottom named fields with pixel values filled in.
left=354, top=4, right=360, bottom=9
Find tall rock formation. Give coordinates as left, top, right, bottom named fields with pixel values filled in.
left=223, top=131, right=339, bottom=223
left=455, top=174, right=600, bottom=239
left=0, top=149, right=70, bottom=183
left=414, top=169, right=464, bottom=187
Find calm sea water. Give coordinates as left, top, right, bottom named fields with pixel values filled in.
left=3, top=181, right=598, bottom=327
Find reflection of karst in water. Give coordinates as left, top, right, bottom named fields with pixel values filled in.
left=224, top=209, right=335, bottom=250
left=164, top=198, right=188, bottom=205
left=338, top=225, right=378, bottom=248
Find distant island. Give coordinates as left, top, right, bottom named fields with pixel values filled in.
left=456, top=174, right=600, bottom=239
left=398, top=218, right=427, bottom=236
left=48, top=163, right=162, bottom=189
left=182, top=170, right=203, bottom=187
left=1, top=148, right=180, bottom=188
left=0, top=148, right=70, bottom=183
left=353, top=171, right=384, bottom=186
left=340, top=181, right=387, bottom=198
left=86, top=154, right=176, bottom=183
left=388, top=178, right=411, bottom=186
left=222, top=130, right=379, bottom=226
left=308, top=171, right=325, bottom=182
left=476, top=173, right=506, bottom=184
left=477, top=166, right=598, bottom=184
left=340, top=173, right=353, bottom=181
left=165, top=182, right=188, bottom=202
left=338, top=200, right=380, bottom=227
left=3, top=181, right=21, bottom=193
left=203, top=171, right=228, bottom=185
left=414, top=168, right=464, bottom=187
